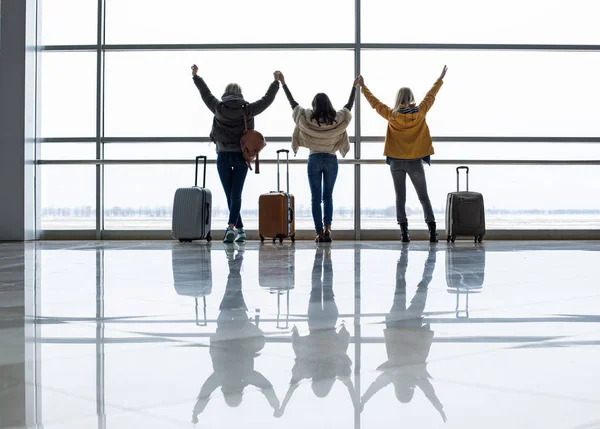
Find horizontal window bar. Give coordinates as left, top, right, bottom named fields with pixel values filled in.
left=39, top=43, right=600, bottom=52
left=38, top=136, right=600, bottom=144
left=40, top=43, right=355, bottom=52
left=36, top=159, right=600, bottom=166
left=360, top=43, right=600, bottom=51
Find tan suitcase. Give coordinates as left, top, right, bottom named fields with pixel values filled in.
left=259, top=149, right=296, bottom=243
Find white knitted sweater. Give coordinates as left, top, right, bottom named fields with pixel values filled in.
left=291, top=106, right=351, bottom=157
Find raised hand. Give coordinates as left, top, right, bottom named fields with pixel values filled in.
left=439, top=65, right=448, bottom=80
left=273, top=70, right=282, bottom=82
left=355, top=75, right=365, bottom=87
left=276, top=71, right=285, bottom=84
left=191, top=64, right=198, bottom=77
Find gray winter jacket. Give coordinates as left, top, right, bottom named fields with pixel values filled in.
left=193, top=76, right=280, bottom=152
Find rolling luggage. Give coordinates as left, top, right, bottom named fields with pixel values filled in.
left=172, top=245, right=212, bottom=326
left=258, top=149, right=296, bottom=243
left=445, top=166, right=486, bottom=243
left=172, top=156, right=212, bottom=243
left=446, top=246, right=486, bottom=318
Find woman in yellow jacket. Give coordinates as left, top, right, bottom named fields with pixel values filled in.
left=357, top=66, right=447, bottom=243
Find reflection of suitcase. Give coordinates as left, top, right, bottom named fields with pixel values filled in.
left=258, top=244, right=295, bottom=292
left=446, top=246, right=485, bottom=318
left=172, top=244, right=212, bottom=326
left=445, top=166, right=485, bottom=243
left=258, top=149, right=296, bottom=243
left=172, top=156, right=212, bottom=243
left=258, top=244, right=295, bottom=329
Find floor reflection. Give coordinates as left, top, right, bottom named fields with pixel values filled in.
left=362, top=248, right=446, bottom=422
left=445, top=246, right=486, bottom=318
left=4, top=241, right=600, bottom=429
left=278, top=248, right=358, bottom=417
left=193, top=247, right=279, bottom=423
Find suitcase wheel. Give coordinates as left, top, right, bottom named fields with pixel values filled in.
left=291, top=234, right=296, bottom=243
left=179, top=239, right=192, bottom=243
left=260, top=235, right=265, bottom=243
left=206, top=234, right=212, bottom=243
left=272, top=238, right=277, bottom=244
left=450, top=235, right=456, bottom=243
left=279, top=237, right=284, bottom=244
left=475, top=235, right=483, bottom=243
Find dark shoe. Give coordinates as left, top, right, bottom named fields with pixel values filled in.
left=323, top=226, right=332, bottom=243
left=400, top=222, right=410, bottom=243
left=427, top=222, right=439, bottom=243
left=315, top=232, right=325, bottom=243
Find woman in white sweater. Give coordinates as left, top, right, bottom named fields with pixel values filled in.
left=277, top=72, right=359, bottom=243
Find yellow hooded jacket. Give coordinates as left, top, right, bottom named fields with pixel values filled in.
left=361, top=79, right=443, bottom=160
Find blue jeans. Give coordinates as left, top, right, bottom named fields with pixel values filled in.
left=216, top=152, right=248, bottom=229
left=307, top=153, right=339, bottom=232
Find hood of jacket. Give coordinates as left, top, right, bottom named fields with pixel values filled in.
left=294, top=107, right=351, bottom=138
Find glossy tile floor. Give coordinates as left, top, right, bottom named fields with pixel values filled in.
left=2, top=241, right=600, bottom=429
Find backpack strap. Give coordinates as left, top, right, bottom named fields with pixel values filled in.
left=243, top=104, right=249, bottom=132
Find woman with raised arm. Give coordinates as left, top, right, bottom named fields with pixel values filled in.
left=277, top=72, right=359, bottom=243
left=356, top=66, right=448, bottom=243
left=191, top=64, right=280, bottom=243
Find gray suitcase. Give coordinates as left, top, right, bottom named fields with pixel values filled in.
left=172, top=156, right=212, bottom=242
left=445, top=166, right=486, bottom=243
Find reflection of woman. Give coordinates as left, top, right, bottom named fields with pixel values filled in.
left=192, top=248, right=280, bottom=423
left=361, top=248, right=446, bottom=422
left=276, top=248, right=357, bottom=416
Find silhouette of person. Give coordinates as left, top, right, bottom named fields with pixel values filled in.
left=361, top=247, right=446, bottom=422
left=275, top=247, right=358, bottom=417
left=192, top=247, right=280, bottom=423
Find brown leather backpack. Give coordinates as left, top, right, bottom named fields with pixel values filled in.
left=240, top=108, right=266, bottom=173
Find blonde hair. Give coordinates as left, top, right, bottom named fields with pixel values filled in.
left=224, top=83, right=242, bottom=95
left=393, top=87, right=415, bottom=112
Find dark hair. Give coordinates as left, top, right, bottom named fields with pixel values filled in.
left=310, top=93, right=337, bottom=126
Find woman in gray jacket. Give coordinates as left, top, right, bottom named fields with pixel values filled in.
left=192, top=64, right=280, bottom=243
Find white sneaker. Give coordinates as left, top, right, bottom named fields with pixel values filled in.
left=235, top=229, right=247, bottom=243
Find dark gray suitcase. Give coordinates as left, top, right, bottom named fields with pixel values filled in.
left=172, top=244, right=212, bottom=326
left=446, top=246, right=485, bottom=318
left=445, top=166, right=485, bottom=243
left=172, top=156, right=212, bottom=242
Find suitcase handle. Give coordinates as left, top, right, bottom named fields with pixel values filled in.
left=277, top=150, right=290, bottom=194
left=205, top=202, right=210, bottom=224
left=276, top=291, right=290, bottom=330
left=195, top=156, right=207, bottom=188
left=456, top=166, right=469, bottom=192
left=455, top=292, right=470, bottom=318
left=288, top=207, right=294, bottom=222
